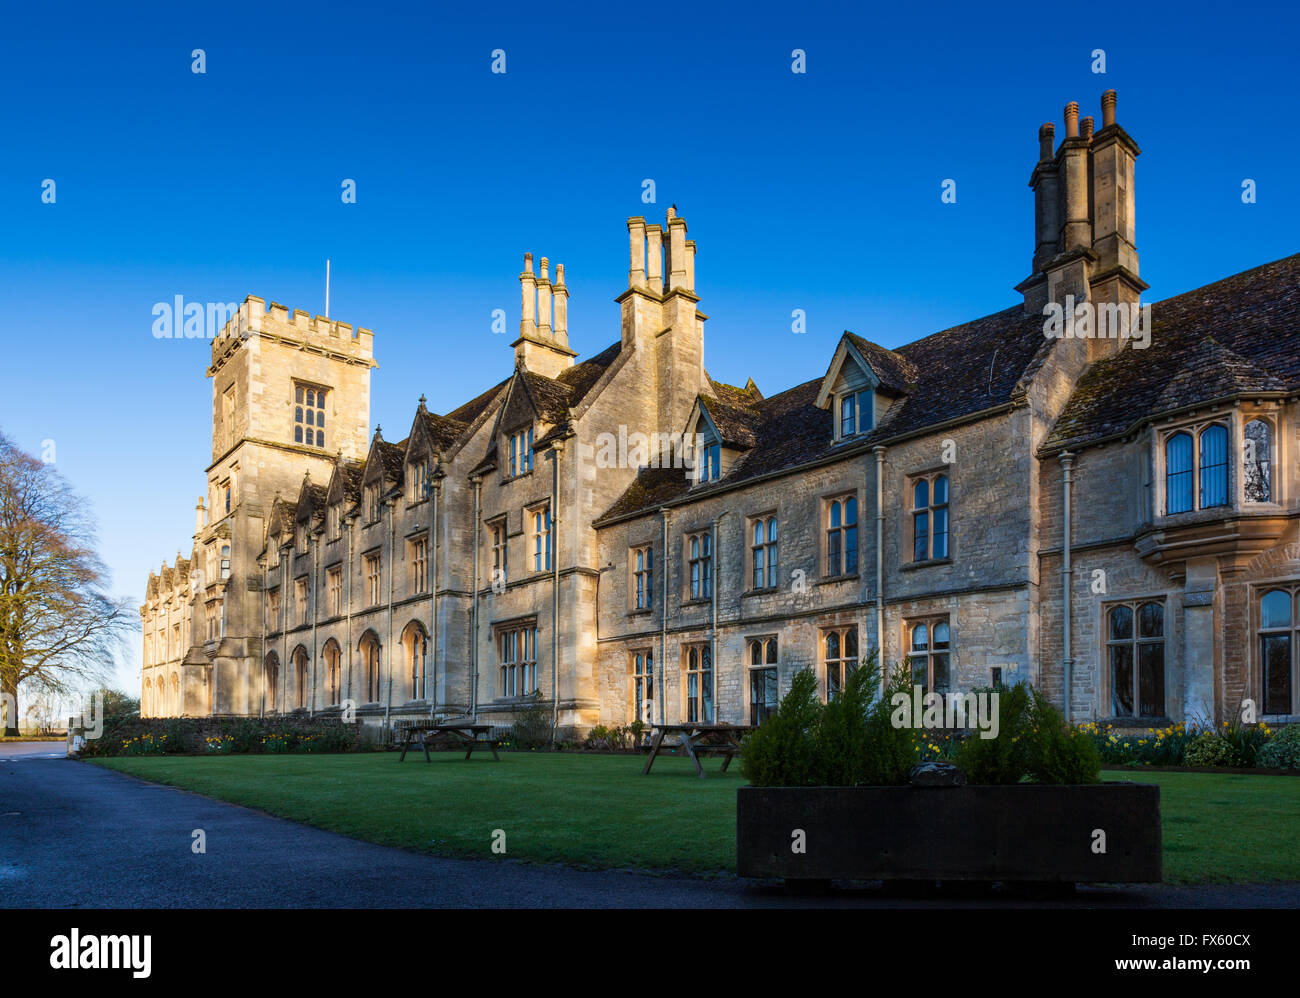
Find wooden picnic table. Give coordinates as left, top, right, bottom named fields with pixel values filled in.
left=397, top=722, right=500, bottom=762
left=641, top=723, right=753, bottom=779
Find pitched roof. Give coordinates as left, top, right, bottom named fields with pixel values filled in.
left=598, top=305, right=1051, bottom=523
left=1044, top=253, right=1300, bottom=452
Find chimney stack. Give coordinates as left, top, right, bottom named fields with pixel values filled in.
left=1059, top=101, right=1091, bottom=254
left=195, top=498, right=206, bottom=536
left=553, top=263, right=569, bottom=349
left=646, top=225, right=663, bottom=295
left=685, top=240, right=696, bottom=293
left=536, top=256, right=553, bottom=337
left=1080, top=116, right=1094, bottom=141
left=519, top=253, right=536, bottom=340
left=1101, top=89, right=1117, bottom=129
left=627, top=217, right=646, bottom=289
left=1064, top=101, right=1079, bottom=138
left=667, top=214, right=689, bottom=292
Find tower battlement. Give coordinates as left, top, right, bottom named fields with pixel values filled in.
left=212, top=295, right=375, bottom=368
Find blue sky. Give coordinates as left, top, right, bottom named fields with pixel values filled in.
left=1, top=0, right=1296, bottom=695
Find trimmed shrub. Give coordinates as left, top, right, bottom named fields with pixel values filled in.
left=1257, top=724, right=1300, bottom=769
left=511, top=690, right=553, bottom=750
left=954, top=684, right=1100, bottom=785
left=740, top=668, right=822, bottom=787
left=1182, top=731, right=1244, bottom=768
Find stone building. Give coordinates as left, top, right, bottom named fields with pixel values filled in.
left=141, top=91, right=1300, bottom=734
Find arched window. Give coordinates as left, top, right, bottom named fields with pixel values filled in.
left=1165, top=432, right=1193, bottom=514
left=1107, top=601, right=1165, bottom=718
left=751, top=516, right=777, bottom=589
left=323, top=640, right=341, bottom=706
left=685, top=644, right=713, bottom=722
left=170, top=674, right=180, bottom=717
left=292, top=646, right=309, bottom=710
left=402, top=622, right=427, bottom=701
left=826, top=495, right=858, bottom=576
left=360, top=633, right=382, bottom=703
left=264, top=652, right=280, bottom=711
left=1244, top=418, right=1273, bottom=503
left=1199, top=424, right=1229, bottom=508
left=747, top=637, right=779, bottom=725
left=1259, top=589, right=1295, bottom=716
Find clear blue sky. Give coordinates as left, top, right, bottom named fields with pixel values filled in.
left=1, top=0, right=1296, bottom=695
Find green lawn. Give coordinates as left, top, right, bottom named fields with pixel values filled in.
left=90, top=753, right=1300, bottom=883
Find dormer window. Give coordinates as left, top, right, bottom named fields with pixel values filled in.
left=506, top=427, right=534, bottom=478
left=838, top=389, right=873, bottom=439
left=410, top=459, right=430, bottom=503
left=697, top=439, right=721, bottom=484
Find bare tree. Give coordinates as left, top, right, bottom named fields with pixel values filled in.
left=0, top=433, right=133, bottom=735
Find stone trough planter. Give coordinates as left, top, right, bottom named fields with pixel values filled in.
left=736, top=782, right=1161, bottom=884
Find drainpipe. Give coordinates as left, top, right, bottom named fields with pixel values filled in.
left=1060, top=451, right=1075, bottom=722
left=471, top=476, right=482, bottom=721
left=551, top=442, right=563, bottom=741
left=345, top=518, right=354, bottom=710
left=281, top=544, right=289, bottom=714
left=428, top=469, right=440, bottom=719
left=874, top=446, right=887, bottom=676
left=659, top=509, right=669, bottom=726
left=385, top=497, right=395, bottom=737
left=310, top=532, right=318, bottom=718
left=260, top=558, right=267, bottom=719
left=711, top=511, right=728, bottom=722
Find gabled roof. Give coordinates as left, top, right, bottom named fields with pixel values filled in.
left=295, top=479, right=328, bottom=526
left=266, top=495, right=297, bottom=539
left=326, top=457, right=365, bottom=508
left=598, top=304, right=1058, bottom=524
left=1044, top=253, right=1300, bottom=453
left=696, top=392, right=761, bottom=449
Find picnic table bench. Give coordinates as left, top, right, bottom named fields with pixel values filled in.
left=397, top=721, right=500, bottom=762
left=642, top=723, right=753, bottom=778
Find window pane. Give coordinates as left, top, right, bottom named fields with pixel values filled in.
left=932, top=507, right=948, bottom=558
left=1110, top=645, right=1134, bottom=716
left=857, top=390, right=873, bottom=430
left=751, top=641, right=761, bottom=666
left=845, top=628, right=858, bottom=659
left=845, top=526, right=857, bottom=574
left=1165, top=433, right=1193, bottom=514
left=766, top=638, right=777, bottom=664
left=913, top=479, right=929, bottom=510
left=768, top=518, right=777, bottom=542
left=296, top=386, right=304, bottom=403
left=1109, top=605, right=1133, bottom=641
left=933, top=474, right=948, bottom=505
left=914, top=511, right=929, bottom=561
left=1263, top=634, right=1292, bottom=715
left=933, top=621, right=949, bottom=647
left=911, top=624, right=928, bottom=652
left=1261, top=589, right=1291, bottom=629
left=828, top=531, right=840, bottom=572
left=932, top=653, right=950, bottom=696
left=294, top=427, right=302, bottom=443
left=1138, top=642, right=1164, bottom=717
left=840, top=395, right=855, bottom=436
left=753, top=521, right=763, bottom=545
left=1199, top=425, right=1229, bottom=508
left=845, top=496, right=857, bottom=525
left=825, top=631, right=839, bottom=661
left=306, top=409, right=314, bottom=426
left=1244, top=419, right=1272, bottom=503
left=1138, top=602, right=1163, bottom=639
left=830, top=501, right=841, bottom=528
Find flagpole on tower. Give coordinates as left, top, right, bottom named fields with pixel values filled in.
left=325, top=259, right=331, bottom=318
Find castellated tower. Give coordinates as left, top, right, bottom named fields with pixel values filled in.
left=141, top=297, right=375, bottom=716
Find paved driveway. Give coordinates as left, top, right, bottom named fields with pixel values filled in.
left=2, top=743, right=1296, bottom=909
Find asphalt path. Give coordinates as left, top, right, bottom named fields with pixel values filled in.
left=2, top=742, right=1297, bottom=909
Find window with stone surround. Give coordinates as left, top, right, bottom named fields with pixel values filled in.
left=1105, top=601, right=1165, bottom=719
left=631, top=649, right=654, bottom=724
left=402, top=621, right=427, bottom=701
left=497, top=621, right=537, bottom=698
left=824, top=494, right=858, bottom=577
left=409, top=458, right=430, bottom=503
left=364, top=553, right=382, bottom=606
left=822, top=625, right=858, bottom=701
left=223, top=386, right=236, bottom=450
left=323, top=640, right=341, bottom=706
left=220, top=544, right=231, bottom=580
left=686, top=530, right=712, bottom=601
left=490, top=518, right=509, bottom=588
left=531, top=505, right=551, bottom=573
left=294, top=383, right=327, bottom=448
left=267, top=588, right=280, bottom=629
left=1258, top=587, right=1298, bottom=716
left=837, top=388, right=874, bottom=439
left=910, top=472, right=950, bottom=561
left=505, top=427, right=534, bottom=479
left=292, top=645, right=309, bottom=708
left=1162, top=421, right=1229, bottom=515
left=749, top=515, right=778, bottom=590
left=748, top=637, right=779, bottom=724
left=632, top=545, right=653, bottom=610
left=410, top=535, right=429, bottom=595
left=1244, top=417, right=1275, bottom=504
left=326, top=567, right=342, bottom=616
left=205, top=601, right=218, bottom=641
left=907, top=617, right=951, bottom=696
left=360, top=632, right=382, bottom=703
left=365, top=485, right=381, bottom=524
left=684, top=643, right=714, bottom=722
left=294, top=577, right=308, bottom=624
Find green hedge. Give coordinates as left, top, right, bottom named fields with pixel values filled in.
left=80, top=714, right=365, bottom=756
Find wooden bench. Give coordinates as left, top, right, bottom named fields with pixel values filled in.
left=642, top=723, right=753, bottom=779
